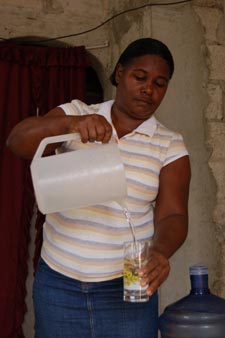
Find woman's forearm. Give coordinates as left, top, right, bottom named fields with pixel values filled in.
left=152, top=213, right=188, bottom=259
left=7, top=107, right=114, bottom=160
left=7, top=110, right=74, bottom=159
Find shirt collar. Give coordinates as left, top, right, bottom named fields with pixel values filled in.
left=98, top=100, right=157, bottom=138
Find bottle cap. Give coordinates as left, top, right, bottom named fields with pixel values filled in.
left=189, top=265, right=208, bottom=275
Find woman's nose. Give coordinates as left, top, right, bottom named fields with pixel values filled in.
left=141, top=82, right=153, bottom=95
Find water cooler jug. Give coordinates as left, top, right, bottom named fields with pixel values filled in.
left=159, top=265, right=225, bottom=338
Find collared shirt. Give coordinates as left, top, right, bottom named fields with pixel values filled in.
left=41, top=100, right=188, bottom=282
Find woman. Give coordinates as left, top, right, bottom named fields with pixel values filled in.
left=7, top=38, right=191, bottom=338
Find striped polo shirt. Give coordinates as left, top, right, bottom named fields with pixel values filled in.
left=41, top=100, right=188, bottom=282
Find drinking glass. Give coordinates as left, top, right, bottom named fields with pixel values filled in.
left=123, top=239, right=151, bottom=302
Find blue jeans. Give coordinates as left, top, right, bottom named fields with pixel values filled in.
left=33, top=258, right=158, bottom=338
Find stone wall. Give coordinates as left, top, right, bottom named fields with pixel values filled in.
left=193, top=0, right=225, bottom=297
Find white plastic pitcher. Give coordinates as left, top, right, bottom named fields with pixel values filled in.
left=30, top=133, right=127, bottom=214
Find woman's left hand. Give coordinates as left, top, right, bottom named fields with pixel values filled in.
left=138, top=249, right=170, bottom=296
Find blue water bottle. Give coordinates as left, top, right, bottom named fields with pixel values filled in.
left=159, top=265, right=225, bottom=337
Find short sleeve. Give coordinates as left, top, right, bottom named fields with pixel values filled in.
left=59, top=99, right=101, bottom=116
left=163, top=133, right=189, bottom=167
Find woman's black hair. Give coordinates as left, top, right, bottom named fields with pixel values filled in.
left=110, top=38, right=174, bottom=86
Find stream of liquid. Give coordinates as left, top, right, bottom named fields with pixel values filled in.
left=117, top=200, right=137, bottom=251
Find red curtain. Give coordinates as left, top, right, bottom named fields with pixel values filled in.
left=0, top=42, right=90, bottom=338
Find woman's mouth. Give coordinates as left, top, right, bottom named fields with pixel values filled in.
left=136, top=98, right=153, bottom=106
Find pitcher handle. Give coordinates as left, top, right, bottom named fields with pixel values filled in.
left=32, top=133, right=81, bottom=161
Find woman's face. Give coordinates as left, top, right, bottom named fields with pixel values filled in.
left=114, top=54, right=170, bottom=121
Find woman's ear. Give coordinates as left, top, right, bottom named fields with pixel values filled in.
left=115, top=63, right=123, bottom=85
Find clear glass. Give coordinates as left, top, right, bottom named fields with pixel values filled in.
left=123, top=239, right=151, bottom=302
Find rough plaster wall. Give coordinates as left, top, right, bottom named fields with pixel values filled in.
left=152, top=4, right=225, bottom=311
left=193, top=0, right=225, bottom=297
left=148, top=4, right=219, bottom=311
left=0, top=0, right=225, bottom=337
left=0, top=0, right=104, bottom=37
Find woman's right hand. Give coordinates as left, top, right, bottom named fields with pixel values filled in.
left=69, top=114, right=113, bottom=144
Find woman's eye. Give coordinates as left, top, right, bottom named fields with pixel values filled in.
left=135, top=75, right=145, bottom=81
left=155, top=82, right=167, bottom=88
